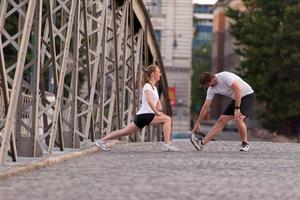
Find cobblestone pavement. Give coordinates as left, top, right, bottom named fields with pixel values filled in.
left=0, top=141, right=299, bottom=200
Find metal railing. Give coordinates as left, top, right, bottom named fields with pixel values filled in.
left=0, top=0, right=171, bottom=165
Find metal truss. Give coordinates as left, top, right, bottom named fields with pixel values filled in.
left=0, top=0, right=171, bottom=165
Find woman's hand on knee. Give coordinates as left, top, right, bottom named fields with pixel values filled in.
left=155, top=111, right=163, bottom=116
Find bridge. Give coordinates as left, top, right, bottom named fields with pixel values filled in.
left=1, top=1, right=299, bottom=199
left=0, top=0, right=171, bottom=165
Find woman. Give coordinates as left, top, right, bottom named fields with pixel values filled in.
left=95, top=64, right=179, bottom=152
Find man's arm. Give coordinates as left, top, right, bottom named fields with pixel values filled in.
left=231, top=81, right=244, bottom=120
left=192, top=99, right=212, bottom=133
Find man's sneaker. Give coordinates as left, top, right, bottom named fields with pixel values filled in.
left=190, top=132, right=204, bottom=151
left=240, top=142, right=249, bottom=152
left=162, top=143, right=179, bottom=152
left=95, top=139, right=111, bottom=151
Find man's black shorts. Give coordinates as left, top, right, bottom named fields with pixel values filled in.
left=223, top=93, right=255, bottom=118
left=133, top=113, right=155, bottom=129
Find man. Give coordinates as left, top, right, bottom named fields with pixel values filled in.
left=191, top=71, right=255, bottom=151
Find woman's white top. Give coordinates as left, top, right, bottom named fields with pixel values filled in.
left=207, top=71, right=254, bottom=100
left=136, top=83, right=159, bottom=115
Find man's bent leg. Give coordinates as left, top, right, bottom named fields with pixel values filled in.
left=235, top=119, right=248, bottom=143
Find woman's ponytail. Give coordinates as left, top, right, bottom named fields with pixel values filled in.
left=141, top=72, right=149, bottom=86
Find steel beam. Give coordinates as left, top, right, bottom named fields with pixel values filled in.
left=0, top=0, right=171, bottom=165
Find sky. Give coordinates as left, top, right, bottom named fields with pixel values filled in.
left=193, top=0, right=218, bottom=5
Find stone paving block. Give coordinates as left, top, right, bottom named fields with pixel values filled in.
left=0, top=141, right=299, bottom=200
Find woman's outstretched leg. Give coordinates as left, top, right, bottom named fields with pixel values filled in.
left=96, top=122, right=139, bottom=151
left=101, top=122, right=140, bottom=141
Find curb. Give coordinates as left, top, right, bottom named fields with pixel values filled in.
left=0, top=146, right=99, bottom=181
left=0, top=140, right=126, bottom=181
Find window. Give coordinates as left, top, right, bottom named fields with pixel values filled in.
left=154, top=30, right=161, bottom=47
left=194, top=5, right=212, bottom=14
left=149, top=0, right=162, bottom=16
left=193, top=25, right=212, bottom=47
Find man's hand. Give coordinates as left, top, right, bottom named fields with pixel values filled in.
left=234, top=109, right=245, bottom=120
left=192, top=123, right=201, bottom=133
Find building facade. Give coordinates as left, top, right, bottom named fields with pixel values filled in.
left=144, top=0, right=193, bottom=131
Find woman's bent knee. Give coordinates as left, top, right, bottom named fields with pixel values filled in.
left=166, top=115, right=171, bottom=123
left=161, top=114, right=171, bottom=123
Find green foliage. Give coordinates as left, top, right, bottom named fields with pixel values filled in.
left=227, top=0, right=300, bottom=133
left=191, top=45, right=211, bottom=115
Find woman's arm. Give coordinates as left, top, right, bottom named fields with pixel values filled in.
left=145, top=90, right=160, bottom=115
left=156, top=99, right=162, bottom=111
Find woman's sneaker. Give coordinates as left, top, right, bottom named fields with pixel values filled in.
left=95, top=139, right=111, bottom=151
left=240, top=142, right=250, bottom=152
left=190, top=132, right=204, bottom=151
left=162, top=143, right=179, bottom=152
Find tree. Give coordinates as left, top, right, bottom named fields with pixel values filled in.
left=227, top=0, right=300, bottom=136
left=191, top=45, right=211, bottom=115
left=269, top=3, right=300, bottom=135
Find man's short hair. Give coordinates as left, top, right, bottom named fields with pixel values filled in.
left=200, top=72, right=213, bottom=86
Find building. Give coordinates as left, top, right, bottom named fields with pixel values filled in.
left=193, top=3, right=213, bottom=47
left=144, top=0, right=193, bottom=131
left=211, top=0, right=245, bottom=117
